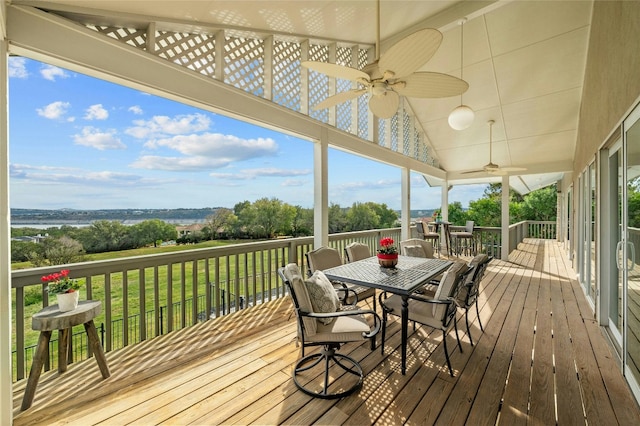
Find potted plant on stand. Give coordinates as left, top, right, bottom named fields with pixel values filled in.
left=42, top=269, right=82, bottom=312
left=377, top=237, right=398, bottom=268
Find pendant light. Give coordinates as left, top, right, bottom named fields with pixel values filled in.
left=448, top=18, right=474, bottom=131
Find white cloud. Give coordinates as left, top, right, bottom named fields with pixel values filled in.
left=282, top=179, right=306, bottom=187
left=126, top=113, right=211, bottom=138
left=211, top=168, right=311, bottom=180
left=84, top=104, right=109, bottom=120
left=128, top=105, right=143, bottom=115
left=132, top=133, right=278, bottom=171
left=8, top=57, right=28, bottom=79
left=73, top=127, right=126, bottom=151
left=40, top=65, right=69, bottom=81
left=10, top=163, right=169, bottom=187
left=36, top=101, right=71, bottom=120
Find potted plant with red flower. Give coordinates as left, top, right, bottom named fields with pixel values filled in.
left=42, top=269, right=82, bottom=312
left=377, top=237, right=398, bottom=268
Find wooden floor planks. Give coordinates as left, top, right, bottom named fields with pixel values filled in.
left=12, top=239, right=640, bottom=425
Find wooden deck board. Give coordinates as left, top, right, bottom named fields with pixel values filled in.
left=11, top=239, right=640, bottom=425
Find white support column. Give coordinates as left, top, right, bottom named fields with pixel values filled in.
left=397, top=99, right=405, bottom=154
left=441, top=181, right=449, bottom=221
left=263, top=36, right=273, bottom=101
left=300, top=40, right=309, bottom=116
left=314, top=128, right=329, bottom=248
left=501, top=175, right=510, bottom=260
left=146, top=22, right=156, bottom=54
left=350, top=45, right=358, bottom=136
left=0, top=38, right=13, bottom=426
left=328, top=43, right=336, bottom=127
left=401, top=167, right=411, bottom=241
left=214, top=30, right=225, bottom=82
left=367, top=47, right=375, bottom=142
left=441, top=181, right=449, bottom=253
left=556, top=179, right=564, bottom=242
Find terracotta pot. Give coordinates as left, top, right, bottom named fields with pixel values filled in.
left=377, top=253, right=398, bottom=268
left=57, top=290, right=80, bottom=312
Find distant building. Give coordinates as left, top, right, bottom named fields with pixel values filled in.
left=176, top=224, right=204, bottom=237
left=11, top=234, right=48, bottom=244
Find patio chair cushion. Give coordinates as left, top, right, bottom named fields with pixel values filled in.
left=283, top=263, right=317, bottom=335
left=305, top=271, right=340, bottom=325
left=404, top=244, right=427, bottom=258
left=432, top=261, right=469, bottom=317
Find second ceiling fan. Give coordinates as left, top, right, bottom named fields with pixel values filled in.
left=301, top=0, right=469, bottom=119
left=462, top=120, right=527, bottom=176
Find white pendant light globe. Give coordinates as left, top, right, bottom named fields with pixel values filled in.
left=448, top=104, right=475, bottom=130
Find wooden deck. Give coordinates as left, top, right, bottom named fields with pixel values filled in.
left=12, top=239, right=640, bottom=425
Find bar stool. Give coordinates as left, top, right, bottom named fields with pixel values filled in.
left=416, top=221, right=440, bottom=254
left=450, top=220, right=476, bottom=256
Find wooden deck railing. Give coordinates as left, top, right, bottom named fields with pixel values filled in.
left=10, top=221, right=555, bottom=382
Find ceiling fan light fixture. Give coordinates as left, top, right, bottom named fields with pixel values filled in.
left=371, top=82, right=387, bottom=96
left=449, top=17, right=474, bottom=131
left=448, top=104, right=475, bottom=130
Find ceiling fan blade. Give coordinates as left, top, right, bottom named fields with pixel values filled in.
left=461, top=169, right=486, bottom=175
left=378, top=29, right=442, bottom=79
left=487, top=169, right=510, bottom=176
left=313, top=89, right=366, bottom=110
left=395, top=72, right=468, bottom=98
left=497, top=166, right=527, bottom=172
left=369, top=91, right=400, bottom=119
left=301, top=61, right=370, bottom=82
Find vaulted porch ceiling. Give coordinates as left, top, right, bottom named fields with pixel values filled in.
left=15, top=0, right=592, bottom=193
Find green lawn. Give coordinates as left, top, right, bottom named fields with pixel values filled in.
left=12, top=239, right=287, bottom=381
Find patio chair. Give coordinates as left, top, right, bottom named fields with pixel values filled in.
left=456, top=254, right=492, bottom=346
left=450, top=220, right=476, bottom=256
left=378, top=261, right=472, bottom=376
left=278, top=264, right=380, bottom=399
left=416, top=221, right=440, bottom=253
left=306, top=246, right=376, bottom=312
left=344, top=242, right=371, bottom=262
left=399, top=238, right=435, bottom=259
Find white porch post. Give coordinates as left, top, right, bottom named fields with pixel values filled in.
left=0, top=37, right=13, bottom=425
left=501, top=175, right=510, bottom=260
left=441, top=180, right=449, bottom=221
left=314, top=128, right=329, bottom=248
left=401, top=167, right=411, bottom=241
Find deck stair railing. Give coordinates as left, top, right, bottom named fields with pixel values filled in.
left=11, top=222, right=553, bottom=382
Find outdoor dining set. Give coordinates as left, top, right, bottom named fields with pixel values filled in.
left=277, top=234, right=492, bottom=399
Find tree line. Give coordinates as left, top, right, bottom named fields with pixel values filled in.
left=11, top=186, right=558, bottom=266
left=10, top=198, right=399, bottom=265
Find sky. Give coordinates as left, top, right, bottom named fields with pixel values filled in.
left=8, top=57, right=487, bottom=212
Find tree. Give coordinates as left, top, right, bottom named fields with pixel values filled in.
left=345, top=202, right=380, bottom=231
left=366, top=202, right=398, bottom=228
left=291, top=205, right=313, bottom=237
left=130, top=219, right=178, bottom=247
left=328, top=203, right=347, bottom=233
left=467, top=198, right=501, bottom=227
left=78, top=220, right=132, bottom=253
left=11, top=241, right=41, bottom=262
left=518, top=185, right=557, bottom=222
left=42, top=236, right=85, bottom=265
left=447, top=201, right=468, bottom=225
left=203, top=208, right=237, bottom=239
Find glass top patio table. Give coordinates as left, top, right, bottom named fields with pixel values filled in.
left=324, top=255, right=453, bottom=375
left=323, top=256, right=452, bottom=296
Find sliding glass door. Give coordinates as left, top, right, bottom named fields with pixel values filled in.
left=624, top=107, right=640, bottom=395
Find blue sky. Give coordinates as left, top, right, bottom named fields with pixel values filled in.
left=8, top=57, right=486, bottom=212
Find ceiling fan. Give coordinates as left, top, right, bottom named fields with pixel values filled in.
left=462, top=120, right=527, bottom=176
left=301, top=0, right=468, bottom=119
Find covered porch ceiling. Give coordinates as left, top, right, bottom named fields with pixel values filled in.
left=13, top=0, right=590, bottom=194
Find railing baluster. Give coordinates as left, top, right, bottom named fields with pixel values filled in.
left=122, top=271, right=129, bottom=348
